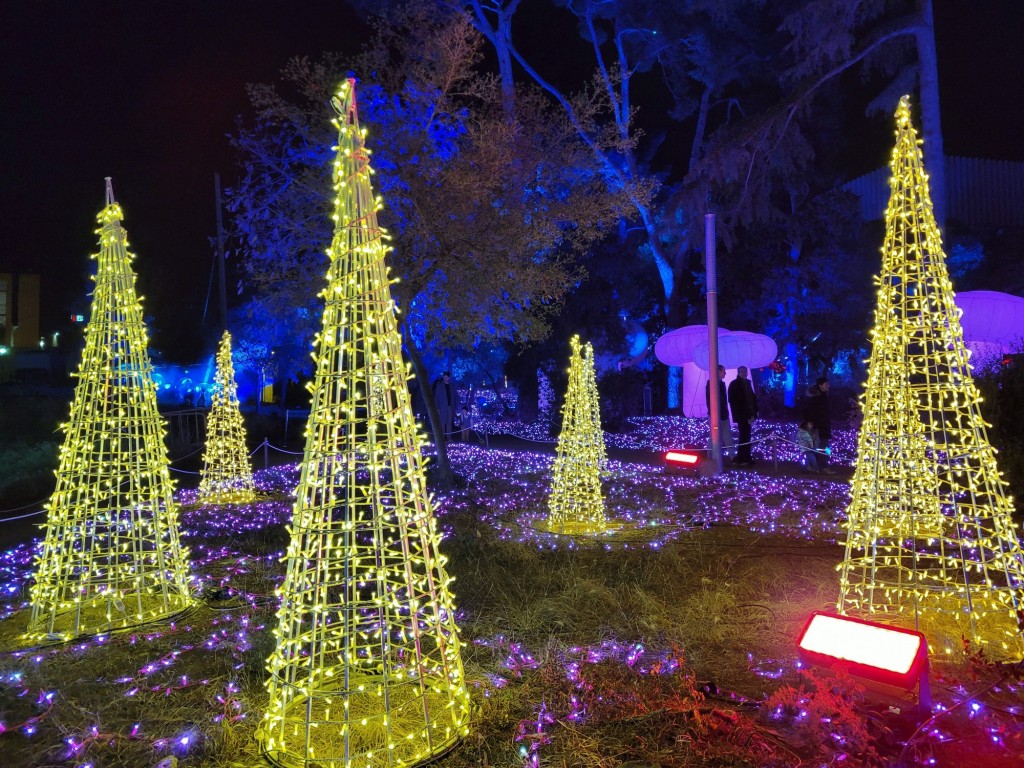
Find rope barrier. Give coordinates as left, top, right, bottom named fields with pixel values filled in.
left=263, top=442, right=304, bottom=456
left=0, top=508, right=46, bottom=523
left=0, top=426, right=849, bottom=521
left=0, top=476, right=133, bottom=519
left=0, top=435, right=301, bottom=520
left=478, top=432, right=557, bottom=445
left=0, top=496, right=51, bottom=514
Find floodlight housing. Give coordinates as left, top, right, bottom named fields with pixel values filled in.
left=797, top=611, right=930, bottom=709
left=664, top=449, right=701, bottom=474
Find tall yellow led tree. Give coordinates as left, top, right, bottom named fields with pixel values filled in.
left=839, top=97, right=1024, bottom=656
left=257, top=80, right=471, bottom=767
left=198, top=331, right=256, bottom=504
left=27, top=179, right=193, bottom=642
left=546, top=336, right=607, bottom=534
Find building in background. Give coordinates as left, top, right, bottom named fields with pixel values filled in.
left=0, top=272, right=61, bottom=383
left=0, top=272, right=40, bottom=350
left=846, top=156, right=1024, bottom=228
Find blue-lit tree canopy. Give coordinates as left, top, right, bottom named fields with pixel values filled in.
left=229, top=3, right=628, bottom=482
left=228, top=0, right=966, bottom=429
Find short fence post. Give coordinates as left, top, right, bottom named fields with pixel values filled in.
left=263, top=438, right=269, bottom=470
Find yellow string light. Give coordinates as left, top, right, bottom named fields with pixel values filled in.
left=838, top=97, right=1024, bottom=657
left=26, top=180, right=193, bottom=643
left=257, top=79, right=472, bottom=767
left=546, top=336, right=607, bottom=534
left=198, top=331, right=256, bottom=504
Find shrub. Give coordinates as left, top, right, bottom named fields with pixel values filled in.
left=976, top=358, right=1024, bottom=507
left=0, top=441, right=58, bottom=508
left=597, top=368, right=647, bottom=432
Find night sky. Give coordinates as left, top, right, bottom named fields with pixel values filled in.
left=0, top=1, right=368, bottom=359
left=1, top=1, right=1022, bottom=361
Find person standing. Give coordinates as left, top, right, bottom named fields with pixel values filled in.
left=728, top=365, right=758, bottom=465
left=433, top=371, right=455, bottom=440
left=705, top=364, right=734, bottom=458
left=459, top=405, right=474, bottom=443
left=803, top=377, right=835, bottom=474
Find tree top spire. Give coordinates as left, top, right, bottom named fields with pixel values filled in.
left=895, top=94, right=913, bottom=129
left=99, top=177, right=124, bottom=224
left=330, top=77, right=360, bottom=134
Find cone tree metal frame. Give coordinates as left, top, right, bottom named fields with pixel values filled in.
left=198, top=331, right=256, bottom=504
left=258, top=80, right=471, bottom=767
left=838, top=97, right=1024, bottom=656
left=546, top=336, right=607, bottom=534
left=27, top=180, right=193, bottom=642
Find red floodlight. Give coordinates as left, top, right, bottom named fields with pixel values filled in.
left=664, top=450, right=701, bottom=469
left=797, top=611, right=930, bottom=710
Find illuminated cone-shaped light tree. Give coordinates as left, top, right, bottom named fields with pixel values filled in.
left=198, top=331, right=256, bottom=504
left=546, top=336, right=607, bottom=534
left=839, top=96, right=1024, bottom=656
left=28, top=180, right=193, bottom=642
left=258, top=79, right=471, bottom=767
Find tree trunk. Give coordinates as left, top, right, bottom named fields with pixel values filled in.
left=496, top=11, right=515, bottom=117
left=663, top=238, right=694, bottom=412
left=469, top=355, right=514, bottom=414
left=401, top=322, right=455, bottom=489
left=466, top=0, right=520, bottom=118
left=492, top=6, right=687, bottom=406
left=689, top=87, right=712, bottom=176
left=917, top=0, right=946, bottom=229
left=783, top=239, right=802, bottom=409
left=784, top=341, right=799, bottom=409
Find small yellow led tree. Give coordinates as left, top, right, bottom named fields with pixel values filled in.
left=258, top=80, right=471, bottom=767
left=546, top=336, right=607, bottom=534
left=28, top=179, right=193, bottom=642
left=198, top=331, right=256, bottom=504
left=839, top=97, right=1024, bottom=656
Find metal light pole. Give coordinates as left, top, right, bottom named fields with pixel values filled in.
left=705, top=211, right=722, bottom=475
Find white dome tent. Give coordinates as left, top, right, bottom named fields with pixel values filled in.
left=655, top=327, right=777, bottom=418
left=655, top=325, right=728, bottom=419
left=955, top=290, right=1024, bottom=371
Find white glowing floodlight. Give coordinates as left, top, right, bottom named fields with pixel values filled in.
left=663, top=450, right=702, bottom=474
left=797, top=612, right=931, bottom=710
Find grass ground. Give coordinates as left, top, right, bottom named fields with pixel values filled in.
left=0, top=440, right=1021, bottom=767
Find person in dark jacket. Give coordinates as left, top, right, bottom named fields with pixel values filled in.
left=705, top=365, right=734, bottom=457
left=433, top=371, right=455, bottom=439
left=728, top=365, right=758, bottom=465
left=803, top=377, right=835, bottom=474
